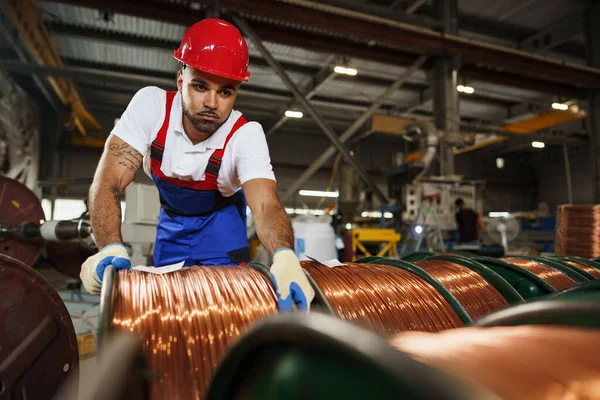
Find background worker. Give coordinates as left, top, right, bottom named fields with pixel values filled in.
left=455, top=198, right=484, bottom=245
left=80, top=18, right=315, bottom=312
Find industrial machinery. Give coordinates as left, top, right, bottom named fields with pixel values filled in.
left=0, top=175, right=94, bottom=271
left=0, top=176, right=161, bottom=278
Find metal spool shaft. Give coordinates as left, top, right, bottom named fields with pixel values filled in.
left=0, top=175, right=45, bottom=266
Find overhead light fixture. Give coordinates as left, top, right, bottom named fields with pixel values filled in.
left=496, top=157, right=505, bottom=169
left=334, top=66, right=358, bottom=76
left=552, top=102, right=569, bottom=111
left=531, top=141, right=545, bottom=149
left=345, top=223, right=352, bottom=230
left=360, top=211, right=394, bottom=219
left=457, top=85, right=475, bottom=94
left=489, top=212, right=510, bottom=218
left=414, top=225, right=423, bottom=234
left=285, top=110, right=303, bottom=118
left=299, top=190, right=339, bottom=198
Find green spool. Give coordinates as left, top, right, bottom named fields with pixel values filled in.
left=354, top=256, right=384, bottom=263
left=549, top=255, right=600, bottom=278
left=448, top=250, right=477, bottom=258
left=400, top=252, right=434, bottom=262
left=367, top=258, right=472, bottom=325
left=471, top=256, right=555, bottom=300
left=247, top=262, right=337, bottom=316
left=503, top=256, right=589, bottom=283
left=547, top=280, right=600, bottom=300
left=206, top=313, right=479, bottom=400
left=423, top=255, right=525, bottom=305
left=474, top=294, right=600, bottom=329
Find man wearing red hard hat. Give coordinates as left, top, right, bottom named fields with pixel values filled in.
left=80, top=18, right=315, bottom=312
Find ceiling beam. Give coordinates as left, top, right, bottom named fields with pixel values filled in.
left=46, top=20, right=430, bottom=93
left=193, top=0, right=600, bottom=87
left=519, top=12, right=584, bottom=54
left=310, top=0, right=439, bottom=27
left=0, top=58, right=402, bottom=114
left=42, top=0, right=591, bottom=98
left=406, top=0, right=429, bottom=14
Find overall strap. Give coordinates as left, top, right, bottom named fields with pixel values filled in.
left=150, top=91, right=177, bottom=163
left=202, top=115, right=248, bottom=188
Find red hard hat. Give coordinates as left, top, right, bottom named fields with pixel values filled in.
left=173, top=18, right=250, bottom=82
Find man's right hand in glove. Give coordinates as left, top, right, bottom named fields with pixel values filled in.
left=80, top=243, right=131, bottom=294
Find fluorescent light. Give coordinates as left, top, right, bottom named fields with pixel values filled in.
left=414, top=225, right=423, bottom=234
left=360, top=211, right=394, bottom=219
left=532, top=141, right=545, bottom=149
left=285, top=208, right=327, bottom=216
left=334, top=66, right=358, bottom=76
left=361, top=211, right=382, bottom=218
left=552, top=102, right=569, bottom=111
left=496, top=157, right=505, bottom=169
left=457, top=85, right=474, bottom=94
left=299, top=190, right=339, bottom=198
left=285, top=110, right=303, bottom=118
left=489, top=212, right=510, bottom=218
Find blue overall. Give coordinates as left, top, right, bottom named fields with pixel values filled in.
left=149, top=91, right=250, bottom=267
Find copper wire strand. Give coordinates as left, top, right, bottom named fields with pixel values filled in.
left=389, top=326, right=600, bottom=399
left=412, top=260, right=509, bottom=320
left=564, top=260, right=600, bottom=279
left=112, top=266, right=277, bottom=400
left=301, top=261, right=464, bottom=336
left=500, top=258, right=577, bottom=291
left=556, top=204, right=600, bottom=258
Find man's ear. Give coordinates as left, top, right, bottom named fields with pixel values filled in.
left=177, top=70, right=183, bottom=92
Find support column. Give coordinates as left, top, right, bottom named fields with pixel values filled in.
left=586, top=4, right=600, bottom=203
left=431, top=0, right=459, bottom=176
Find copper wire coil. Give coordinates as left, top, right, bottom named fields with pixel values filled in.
left=301, top=261, right=464, bottom=336
left=500, top=258, right=577, bottom=290
left=412, top=260, right=509, bottom=320
left=556, top=204, right=600, bottom=258
left=111, top=266, right=277, bottom=399
left=564, top=260, right=600, bottom=279
left=389, top=326, right=600, bottom=399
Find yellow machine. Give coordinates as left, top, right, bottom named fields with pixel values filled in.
left=349, top=228, right=401, bottom=261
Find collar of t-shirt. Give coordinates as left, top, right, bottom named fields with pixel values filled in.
left=160, top=95, right=243, bottom=179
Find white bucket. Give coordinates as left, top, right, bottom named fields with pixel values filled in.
left=292, top=214, right=336, bottom=262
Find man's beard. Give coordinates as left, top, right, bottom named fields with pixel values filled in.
left=182, top=99, right=226, bottom=135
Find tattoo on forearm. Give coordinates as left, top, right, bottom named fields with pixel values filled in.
left=109, top=143, right=142, bottom=172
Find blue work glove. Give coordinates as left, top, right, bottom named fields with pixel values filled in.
left=269, top=248, right=315, bottom=312
left=80, top=243, right=131, bottom=294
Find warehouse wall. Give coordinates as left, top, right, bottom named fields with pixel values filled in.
left=533, top=147, right=594, bottom=210
left=455, top=153, right=535, bottom=214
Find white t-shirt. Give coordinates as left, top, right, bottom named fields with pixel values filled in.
left=112, top=86, right=276, bottom=197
